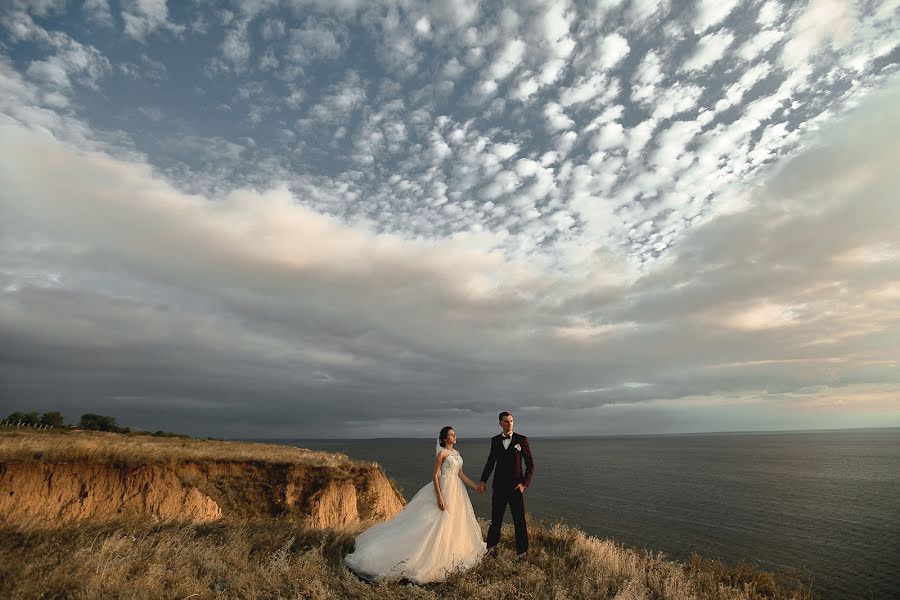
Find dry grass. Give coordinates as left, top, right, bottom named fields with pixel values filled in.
left=0, top=428, right=355, bottom=469
left=0, top=518, right=816, bottom=600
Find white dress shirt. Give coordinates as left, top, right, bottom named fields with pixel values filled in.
left=502, top=432, right=514, bottom=450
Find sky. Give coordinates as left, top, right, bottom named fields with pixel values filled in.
left=0, top=0, right=898, bottom=439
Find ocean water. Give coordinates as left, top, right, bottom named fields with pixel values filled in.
left=268, top=429, right=899, bottom=599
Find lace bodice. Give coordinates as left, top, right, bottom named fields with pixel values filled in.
left=440, top=449, right=462, bottom=478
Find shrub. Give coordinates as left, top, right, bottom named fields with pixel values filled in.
left=79, top=413, right=129, bottom=433
left=152, top=430, right=191, bottom=439
left=39, top=411, right=65, bottom=428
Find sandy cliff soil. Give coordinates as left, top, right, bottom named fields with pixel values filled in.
left=0, top=432, right=404, bottom=527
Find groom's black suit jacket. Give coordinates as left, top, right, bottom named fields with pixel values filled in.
left=480, top=432, right=534, bottom=490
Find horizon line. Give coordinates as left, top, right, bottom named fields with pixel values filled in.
left=233, top=425, right=900, bottom=442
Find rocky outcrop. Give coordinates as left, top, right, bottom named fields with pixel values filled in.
left=0, top=458, right=404, bottom=528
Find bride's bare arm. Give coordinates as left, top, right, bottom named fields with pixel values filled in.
left=458, top=470, right=478, bottom=490
left=433, top=451, right=448, bottom=510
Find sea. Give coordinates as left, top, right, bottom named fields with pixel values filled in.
left=263, top=429, right=899, bottom=599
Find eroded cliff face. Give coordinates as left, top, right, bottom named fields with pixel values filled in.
left=0, top=459, right=404, bottom=528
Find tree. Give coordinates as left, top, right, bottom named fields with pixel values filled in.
left=78, top=413, right=128, bottom=433
left=39, top=411, right=65, bottom=428
left=4, top=411, right=40, bottom=426
left=3, top=411, right=24, bottom=425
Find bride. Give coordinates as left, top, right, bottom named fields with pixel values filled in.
left=345, top=426, right=487, bottom=583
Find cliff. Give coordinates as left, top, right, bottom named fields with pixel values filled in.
left=0, top=430, right=404, bottom=528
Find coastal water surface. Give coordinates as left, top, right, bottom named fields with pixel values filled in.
left=265, top=429, right=899, bottom=599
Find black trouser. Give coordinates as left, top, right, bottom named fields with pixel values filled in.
left=486, top=485, right=528, bottom=554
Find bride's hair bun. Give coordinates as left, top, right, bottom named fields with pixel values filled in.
left=438, top=425, right=453, bottom=447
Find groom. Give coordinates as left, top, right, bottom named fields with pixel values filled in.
left=478, top=411, right=535, bottom=558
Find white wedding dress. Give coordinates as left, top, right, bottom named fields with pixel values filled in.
left=345, top=448, right=486, bottom=583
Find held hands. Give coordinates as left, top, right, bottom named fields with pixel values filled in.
left=473, top=482, right=522, bottom=493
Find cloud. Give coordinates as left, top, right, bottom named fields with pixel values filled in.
left=425, top=0, right=479, bottom=28
left=535, top=1, right=571, bottom=44
left=308, top=70, right=366, bottom=123
left=736, top=29, right=785, bottom=61
left=82, top=0, right=113, bottom=27
left=593, top=121, right=626, bottom=150
left=781, top=0, right=857, bottom=69
left=681, top=29, right=734, bottom=72
left=235, top=0, right=279, bottom=20
left=4, top=1, right=66, bottom=17
left=260, top=18, right=285, bottom=40
left=559, top=73, right=608, bottom=107
left=714, top=62, right=772, bottom=113
left=121, top=0, right=185, bottom=41
left=544, top=101, right=574, bottom=131
left=137, top=106, right=164, bottom=121
left=511, top=73, right=540, bottom=101
left=631, top=50, right=664, bottom=105
left=629, top=0, right=669, bottom=23
left=118, top=52, right=168, bottom=81
left=487, top=38, right=526, bottom=81
left=597, top=32, right=630, bottom=70
left=366, top=7, right=423, bottom=76
left=650, top=82, right=703, bottom=120
left=442, top=57, right=465, bottom=79
left=480, top=169, right=521, bottom=201
left=220, top=21, right=251, bottom=71
left=286, top=18, right=347, bottom=65
left=414, top=16, right=430, bottom=36
left=692, top=0, right=740, bottom=34
left=24, top=35, right=111, bottom=92
left=725, top=301, right=803, bottom=331
left=625, top=118, right=657, bottom=161
left=0, top=124, right=552, bottom=408
left=169, top=135, right=247, bottom=163
left=530, top=1, right=576, bottom=86
left=551, top=131, right=576, bottom=158
left=491, top=142, right=519, bottom=161
left=756, top=1, right=782, bottom=27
